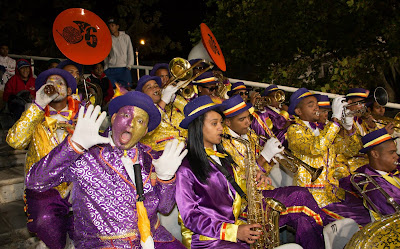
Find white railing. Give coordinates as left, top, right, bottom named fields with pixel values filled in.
left=9, top=54, right=400, bottom=110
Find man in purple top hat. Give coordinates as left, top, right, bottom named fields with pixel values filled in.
left=251, top=84, right=292, bottom=147
left=316, top=94, right=332, bottom=129
left=323, top=128, right=400, bottom=226
left=227, top=81, right=253, bottom=104
left=6, top=68, right=80, bottom=249
left=25, top=91, right=187, bottom=249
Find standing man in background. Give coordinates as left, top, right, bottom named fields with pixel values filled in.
left=104, top=18, right=135, bottom=90
left=0, top=44, right=16, bottom=90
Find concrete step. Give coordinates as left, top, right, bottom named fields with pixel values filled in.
left=0, top=166, right=24, bottom=204
left=0, top=200, right=31, bottom=247
left=0, top=143, right=27, bottom=170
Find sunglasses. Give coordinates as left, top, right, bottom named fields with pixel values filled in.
left=202, top=85, right=218, bottom=91
left=235, top=91, right=249, bottom=96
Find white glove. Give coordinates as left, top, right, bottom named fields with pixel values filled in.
left=70, top=105, right=109, bottom=150
left=331, top=96, right=347, bottom=120
left=161, top=85, right=179, bottom=104
left=152, top=139, right=188, bottom=180
left=260, top=137, right=284, bottom=163
left=342, top=114, right=354, bottom=130
left=35, top=83, right=59, bottom=108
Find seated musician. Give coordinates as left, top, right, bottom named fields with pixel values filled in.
left=227, top=81, right=258, bottom=105
left=149, top=62, right=170, bottom=87
left=251, top=84, right=291, bottom=147
left=286, top=88, right=361, bottom=207
left=176, top=95, right=330, bottom=249
left=6, top=68, right=80, bottom=248
left=25, top=91, right=187, bottom=249
left=323, top=127, right=400, bottom=226
left=316, top=94, right=331, bottom=128
left=136, top=75, right=187, bottom=151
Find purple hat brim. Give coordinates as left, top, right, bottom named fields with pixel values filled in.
left=35, top=68, right=77, bottom=94
left=108, top=91, right=161, bottom=132
left=227, top=87, right=252, bottom=97
left=136, top=76, right=162, bottom=92
left=224, top=102, right=253, bottom=118
left=288, top=93, right=318, bottom=115
left=180, top=103, right=225, bottom=129
left=359, top=137, right=395, bottom=154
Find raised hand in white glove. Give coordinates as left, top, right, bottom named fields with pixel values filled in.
left=161, top=85, right=180, bottom=104
left=331, top=96, right=347, bottom=120
left=260, top=137, right=284, bottom=163
left=35, top=83, right=59, bottom=109
left=152, top=139, right=188, bottom=180
left=70, top=105, right=109, bottom=150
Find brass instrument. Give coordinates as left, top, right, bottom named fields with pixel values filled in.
left=345, top=173, right=400, bottom=248
left=371, top=114, right=400, bottom=131
left=162, top=57, right=213, bottom=100
left=343, top=87, right=388, bottom=118
left=78, top=78, right=103, bottom=107
left=254, top=90, right=286, bottom=110
left=221, top=134, right=286, bottom=249
left=256, top=133, right=323, bottom=182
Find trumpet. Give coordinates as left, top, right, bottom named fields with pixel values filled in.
left=371, top=114, right=400, bottom=131
left=254, top=90, right=286, bottom=110
left=257, top=134, right=323, bottom=182
left=343, top=87, right=388, bottom=118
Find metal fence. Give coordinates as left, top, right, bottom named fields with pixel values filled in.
left=9, top=54, right=400, bottom=111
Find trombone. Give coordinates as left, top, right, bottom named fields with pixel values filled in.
left=162, top=57, right=214, bottom=99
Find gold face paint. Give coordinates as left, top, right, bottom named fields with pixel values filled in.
left=111, top=106, right=149, bottom=150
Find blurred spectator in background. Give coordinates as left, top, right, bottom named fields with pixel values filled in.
left=0, top=44, right=16, bottom=90
left=85, top=61, right=114, bottom=109
left=46, top=58, right=61, bottom=69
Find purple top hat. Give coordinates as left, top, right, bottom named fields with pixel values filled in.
left=317, top=94, right=331, bottom=109
left=180, top=95, right=225, bottom=129
left=35, top=68, right=77, bottom=94
left=360, top=128, right=395, bottom=153
left=262, top=84, right=279, bottom=97
left=192, top=71, right=219, bottom=86
left=222, top=95, right=254, bottom=118
left=227, top=82, right=252, bottom=97
left=135, top=75, right=162, bottom=92
left=288, top=88, right=317, bottom=115
left=56, top=59, right=83, bottom=74
left=108, top=91, right=161, bottom=132
left=149, top=63, right=169, bottom=76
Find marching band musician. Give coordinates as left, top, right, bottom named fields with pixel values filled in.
left=192, top=71, right=223, bottom=103
left=25, top=91, right=187, bottom=249
left=137, top=75, right=188, bottom=152
left=316, top=94, right=332, bottom=128
left=323, top=127, right=400, bottom=226
left=176, top=95, right=330, bottom=249
left=286, top=88, right=361, bottom=207
left=6, top=68, right=80, bottom=249
left=226, top=81, right=254, bottom=104
left=149, top=63, right=170, bottom=87
left=251, top=84, right=292, bottom=147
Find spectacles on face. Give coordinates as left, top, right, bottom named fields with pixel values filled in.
left=235, top=91, right=249, bottom=96
left=202, top=85, right=218, bottom=92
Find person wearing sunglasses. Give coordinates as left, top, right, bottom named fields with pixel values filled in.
left=192, top=71, right=223, bottom=103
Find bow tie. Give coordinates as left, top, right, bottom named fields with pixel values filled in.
left=205, top=148, right=228, bottom=158
left=388, top=170, right=400, bottom=177
left=309, top=122, right=323, bottom=130
left=114, top=147, right=138, bottom=159
left=49, top=110, right=72, bottom=119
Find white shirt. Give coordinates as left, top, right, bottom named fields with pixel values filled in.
left=0, top=55, right=16, bottom=89
left=110, top=137, right=139, bottom=185
left=303, top=120, right=320, bottom=136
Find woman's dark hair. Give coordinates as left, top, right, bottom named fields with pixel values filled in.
left=187, top=109, right=226, bottom=183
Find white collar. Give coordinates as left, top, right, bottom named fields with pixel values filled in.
left=228, top=127, right=249, bottom=140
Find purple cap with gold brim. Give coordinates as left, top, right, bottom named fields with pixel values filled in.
left=346, top=88, right=369, bottom=100
left=223, top=95, right=254, bottom=118
left=288, top=88, right=318, bottom=115
left=317, top=94, right=331, bottom=109
left=180, top=95, right=224, bottom=129
left=360, top=128, right=395, bottom=153
left=192, top=71, right=219, bottom=85
left=262, top=84, right=279, bottom=97
left=227, top=82, right=252, bottom=97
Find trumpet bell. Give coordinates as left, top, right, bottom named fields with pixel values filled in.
left=374, top=86, right=388, bottom=106
left=169, top=58, right=193, bottom=81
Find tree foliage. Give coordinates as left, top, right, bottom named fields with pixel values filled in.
left=202, top=0, right=400, bottom=99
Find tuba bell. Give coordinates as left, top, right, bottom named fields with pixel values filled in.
left=345, top=172, right=400, bottom=248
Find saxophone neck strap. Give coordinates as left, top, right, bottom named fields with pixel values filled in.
left=207, top=155, right=247, bottom=201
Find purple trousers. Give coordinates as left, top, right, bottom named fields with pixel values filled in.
left=25, top=188, right=73, bottom=249
left=263, top=186, right=328, bottom=249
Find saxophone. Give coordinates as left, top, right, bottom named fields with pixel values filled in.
left=221, top=134, right=286, bottom=248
